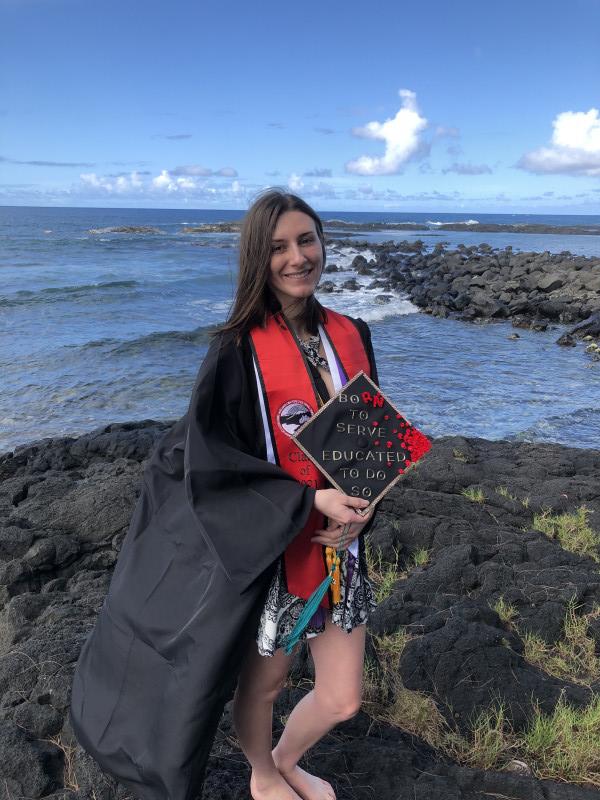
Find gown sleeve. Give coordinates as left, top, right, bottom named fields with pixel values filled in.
left=183, top=331, right=317, bottom=593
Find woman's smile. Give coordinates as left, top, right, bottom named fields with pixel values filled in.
left=282, top=266, right=314, bottom=280
left=268, top=210, right=324, bottom=306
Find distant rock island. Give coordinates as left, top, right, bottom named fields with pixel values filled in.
left=177, top=220, right=600, bottom=236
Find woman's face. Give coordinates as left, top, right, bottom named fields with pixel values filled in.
left=268, top=210, right=323, bottom=308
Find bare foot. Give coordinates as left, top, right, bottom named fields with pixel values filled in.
left=250, top=768, right=303, bottom=800
left=272, top=751, right=336, bottom=800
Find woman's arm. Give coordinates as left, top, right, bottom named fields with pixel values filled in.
left=310, top=315, right=382, bottom=547
left=184, top=332, right=318, bottom=592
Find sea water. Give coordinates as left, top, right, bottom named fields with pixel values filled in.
left=0, top=206, right=598, bottom=453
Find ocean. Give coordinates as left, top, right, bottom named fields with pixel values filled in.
left=1, top=206, right=599, bottom=454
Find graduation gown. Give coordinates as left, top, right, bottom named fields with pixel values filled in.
left=69, top=314, right=379, bottom=800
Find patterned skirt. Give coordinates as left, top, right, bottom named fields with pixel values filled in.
left=256, top=545, right=377, bottom=657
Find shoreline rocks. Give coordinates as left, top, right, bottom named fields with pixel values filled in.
left=324, top=220, right=600, bottom=236
left=175, top=219, right=600, bottom=237
left=88, top=225, right=165, bottom=235
left=328, top=239, right=600, bottom=354
left=1, top=422, right=599, bottom=798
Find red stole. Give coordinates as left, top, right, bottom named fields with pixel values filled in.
left=249, top=308, right=371, bottom=608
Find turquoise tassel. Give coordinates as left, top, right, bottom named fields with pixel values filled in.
left=281, top=555, right=339, bottom=655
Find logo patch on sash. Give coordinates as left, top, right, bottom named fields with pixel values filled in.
left=277, top=400, right=313, bottom=437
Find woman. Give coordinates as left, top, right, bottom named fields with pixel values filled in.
left=225, top=190, right=379, bottom=800
left=69, top=190, right=379, bottom=800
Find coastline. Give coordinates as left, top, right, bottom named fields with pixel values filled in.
left=1, top=421, right=599, bottom=797
left=146, top=219, right=600, bottom=237
left=325, top=238, right=600, bottom=357
left=3, top=205, right=599, bottom=455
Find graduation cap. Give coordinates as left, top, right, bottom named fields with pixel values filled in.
left=281, top=371, right=432, bottom=653
left=293, top=371, right=432, bottom=510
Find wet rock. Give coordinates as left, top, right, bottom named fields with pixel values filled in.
left=557, top=333, right=577, bottom=347
left=338, top=241, right=599, bottom=347
left=318, top=280, right=335, bottom=292
left=1, top=426, right=599, bottom=799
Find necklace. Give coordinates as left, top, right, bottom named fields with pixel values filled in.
left=298, top=333, right=330, bottom=372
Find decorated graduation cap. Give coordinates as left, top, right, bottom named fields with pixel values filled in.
left=294, top=371, right=432, bottom=510
left=281, top=371, right=432, bottom=653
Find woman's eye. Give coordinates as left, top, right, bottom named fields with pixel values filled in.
left=301, top=236, right=315, bottom=245
left=271, top=244, right=284, bottom=253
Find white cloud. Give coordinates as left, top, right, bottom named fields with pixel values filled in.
left=442, top=162, right=492, bottom=175
left=345, top=89, right=429, bottom=176
left=288, top=173, right=304, bottom=191
left=80, top=171, right=144, bottom=193
left=304, top=168, right=332, bottom=177
left=171, top=164, right=212, bottom=177
left=518, top=108, right=600, bottom=176
left=152, top=170, right=202, bottom=192
left=170, top=165, right=238, bottom=177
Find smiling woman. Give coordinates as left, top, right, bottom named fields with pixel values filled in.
left=70, top=188, right=380, bottom=800
left=268, top=211, right=324, bottom=306
left=218, top=190, right=329, bottom=343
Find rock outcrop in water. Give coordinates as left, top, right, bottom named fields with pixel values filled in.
left=164, top=219, right=600, bottom=237
left=88, top=226, right=165, bottom=235
left=322, top=220, right=600, bottom=236
left=327, top=240, right=600, bottom=355
left=180, top=223, right=242, bottom=233
left=1, top=422, right=599, bottom=798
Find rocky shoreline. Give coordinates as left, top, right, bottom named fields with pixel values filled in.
left=83, top=221, right=600, bottom=357
left=175, top=220, right=600, bottom=237
left=325, top=239, right=600, bottom=357
left=1, top=422, right=599, bottom=798
left=92, top=220, right=600, bottom=238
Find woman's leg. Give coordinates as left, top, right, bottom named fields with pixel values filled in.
left=271, top=618, right=366, bottom=800
left=232, top=639, right=302, bottom=800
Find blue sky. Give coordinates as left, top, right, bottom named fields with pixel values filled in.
left=1, top=0, right=599, bottom=213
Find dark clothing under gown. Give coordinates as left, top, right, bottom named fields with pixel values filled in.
left=69, top=313, right=379, bottom=800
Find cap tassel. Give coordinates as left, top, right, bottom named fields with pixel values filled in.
left=282, top=548, right=341, bottom=655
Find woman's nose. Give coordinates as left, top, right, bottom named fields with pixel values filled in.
left=287, top=241, right=305, bottom=265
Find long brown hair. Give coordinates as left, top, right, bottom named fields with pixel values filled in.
left=217, top=188, right=327, bottom=342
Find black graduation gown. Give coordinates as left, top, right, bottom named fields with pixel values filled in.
left=69, top=315, right=379, bottom=800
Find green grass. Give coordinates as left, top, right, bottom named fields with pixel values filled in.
left=365, top=540, right=402, bottom=603
left=522, top=600, right=600, bottom=687
left=448, top=705, right=515, bottom=771
left=411, top=547, right=430, bottom=569
left=492, top=596, right=518, bottom=626
left=363, top=628, right=600, bottom=787
left=521, top=695, right=600, bottom=786
left=449, top=697, right=600, bottom=787
left=365, top=541, right=431, bottom=603
left=363, top=630, right=449, bottom=749
left=495, top=485, right=518, bottom=502
left=533, top=505, right=599, bottom=562
left=461, top=486, right=486, bottom=504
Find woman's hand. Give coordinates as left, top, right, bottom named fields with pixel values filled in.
left=310, top=514, right=373, bottom=548
left=311, top=488, right=373, bottom=548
